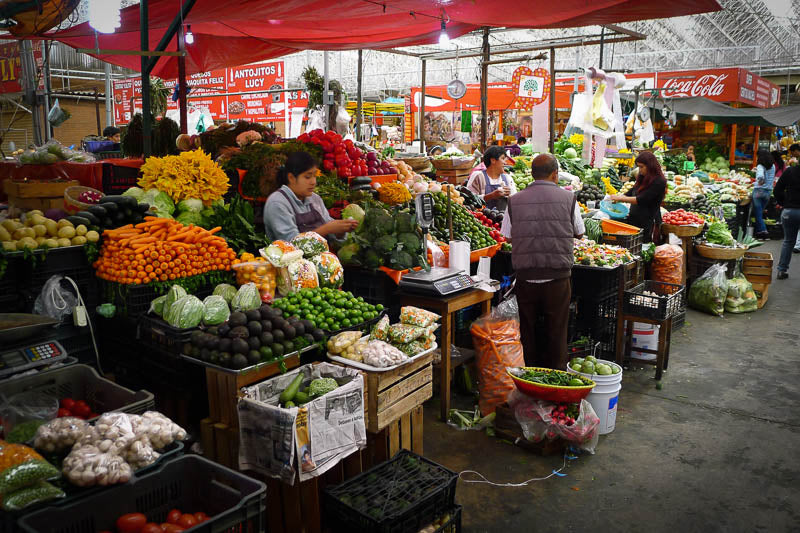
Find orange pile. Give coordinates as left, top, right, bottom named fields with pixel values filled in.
left=93, top=217, right=236, bottom=284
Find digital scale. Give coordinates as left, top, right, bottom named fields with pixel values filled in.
left=0, top=340, right=67, bottom=378
left=399, top=267, right=477, bottom=296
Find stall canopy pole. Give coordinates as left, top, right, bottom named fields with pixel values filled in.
left=549, top=47, right=556, bottom=153
left=42, top=41, right=52, bottom=140
left=323, top=51, right=330, bottom=130
left=419, top=59, right=426, bottom=153
left=729, top=124, right=737, bottom=167
left=20, top=41, right=42, bottom=146
left=356, top=49, right=363, bottom=142
left=104, top=62, right=112, bottom=127
left=140, top=0, right=152, bottom=157
left=177, top=25, right=189, bottom=134
left=480, top=27, right=489, bottom=150
left=94, top=88, right=101, bottom=135
left=598, top=27, right=605, bottom=69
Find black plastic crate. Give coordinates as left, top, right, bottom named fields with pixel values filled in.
left=138, top=314, right=197, bottom=355
left=101, top=161, right=140, bottom=194
left=602, top=228, right=643, bottom=256
left=623, top=280, right=685, bottom=320
left=18, top=455, right=265, bottom=533
left=323, top=450, right=458, bottom=533
left=623, top=259, right=643, bottom=290
left=571, top=264, right=624, bottom=302
left=573, top=293, right=618, bottom=351
left=431, top=506, right=462, bottom=533
left=672, top=308, right=686, bottom=331
left=100, top=275, right=221, bottom=317
left=568, top=337, right=596, bottom=360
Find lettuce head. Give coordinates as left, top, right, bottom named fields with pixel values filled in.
left=122, top=187, right=145, bottom=201
left=177, top=198, right=204, bottom=213
left=176, top=210, right=203, bottom=226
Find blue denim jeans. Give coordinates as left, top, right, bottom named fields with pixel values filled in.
left=751, top=189, right=771, bottom=234
left=778, top=208, right=800, bottom=273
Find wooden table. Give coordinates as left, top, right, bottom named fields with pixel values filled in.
left=399, top=288, right=493, bottom=421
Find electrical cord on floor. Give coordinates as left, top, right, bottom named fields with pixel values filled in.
left=458, top=452, right=569, bottom=487
left=62, top=276, right=105, bottom=376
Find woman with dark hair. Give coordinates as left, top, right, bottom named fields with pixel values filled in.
left=466, top=144, right=516, bottom=212
left=263, top=151, right=358, bottom=241
left=609, top=151, right=668, bottom=242
left=771, top=150, right=785, bottom=179
left=752, top=149, right=776, bottom=239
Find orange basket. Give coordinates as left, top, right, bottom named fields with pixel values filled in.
left=600, top=219, right=640, bottom=235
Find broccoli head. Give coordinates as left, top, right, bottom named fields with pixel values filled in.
left=369, top=214, right=395, bottom=239
left=389, top=249, right=414, bottom=270
left=309, top=377, right=338, bottom=397
left=375, top=235, right=398, bottom=255
left=397, top=232, right=421, bottom=254
left=395, top=211, right=416, bottom=234
left=364, top=249, right=384, bottom=269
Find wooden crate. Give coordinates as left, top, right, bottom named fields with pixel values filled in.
left=365, top=352, right=433, bottom=433
left=751, top=282, right=769, bottom=309
left=3, top=179, right=79, bottom=210
left=436, top=169, right=472, bottom=185
left=743, top=252, right=773, bottom=285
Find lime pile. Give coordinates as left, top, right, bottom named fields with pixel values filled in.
left=273, top=288, right=383, bottom=332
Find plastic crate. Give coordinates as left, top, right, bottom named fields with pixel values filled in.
left=18, top=455, right=266, bottom=533
left=573, top=293, right=618, bottom=354
left=623, top=260, right=643, bottom=290
left=0, top=364, right=154, bottom=416
left=138, top=314, right=196, bottom=355
left=342, top=267, right=399, bottom=306
left=431, top=506, right=462, bottom=533
left=96, top=151, right=124, bottom=160
left=571, top=264, right=624, bottom=302
left=672, top=308, right=686, bottom=331
left=601, top=228, right=643, bottom=256
left=567, top=337, right=596, bottom=360
left=623, top=280, right=685, bottom=320
left=100, top=276, right=220, bottom=317
left=323, top=450, right=458, bottom=533
left=101, top=161, right=139, bottom=194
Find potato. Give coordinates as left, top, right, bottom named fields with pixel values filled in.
left=28, top=209, right=43, bottom=217
left=85, top=230, right=100, bottom=243
left=44, top=238, right=59, bottom=248
left=0, top=226, right=10, bottom=242
left=32, top=224, right=47, bottom=237
left=35, top=236, right=46, bottom=245
left=71, top=235, right=87, bottom=245
left=13, top=227, right=35, bottom=240
left=57, top=219, right=74, bottom=229
left=29, top=214, right=46, bottom=226
left=1, top=241, right=16, bottom=251
left=17, top=237, right=38, bottom=250
left=57, top=226, right=76, bottom=239
left=1, top=219, right=20, bottom=232
left=75, top=224, right=88, bottom=236
left=44, top=219, right=58, bottom=236
left=57, top=238, right=72, bottom=247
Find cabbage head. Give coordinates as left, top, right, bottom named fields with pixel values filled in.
left=202, top=295, right=231, bottom=325
left=177, top=198, right=204, bottom=213
left=143, top=189, right=175, bottom=215
left=338, top=242, right=360, bottom=265
left=212, top=283, right=238, bottom=305
left=342, top=204, right=365, bottom=224
left=176, top=210, right=203, bottom=226
left=564, top=147, right=578, bottom=159
left=231, top=282, right=261, bottom=311
left=122, top=187, right=145, bottom=201
left=149, top=295, right=168, bottom=317
left=164, top=285, right=187, bottom=312
left=165, top=295, right=204, bottom=328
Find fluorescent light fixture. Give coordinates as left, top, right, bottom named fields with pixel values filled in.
left=692, top=114, right=699, bottom=121
left=439, top=20, right=449, bottom=45
left=88, top=0, right=122, bottom=34
left=185, top=25, right=194, bottom=45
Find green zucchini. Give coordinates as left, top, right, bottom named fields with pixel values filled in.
left=86, top=205, right=107, bottom=218
left=99, top=200, right=118, bottom=213
left=100, top=195, right=137, bottom=209
left=351, top=184, right=372, bottom=192
left=350, top=177, right=372, bottom=187
left=66, top=215, right=91, bottom=227
left=75, top=211, right=100, bottom=225
left=279, top=373, right=304, bottom=404
left=294, top=391, right=310, bottom=404
left=136, top=202, right=150, bottom=213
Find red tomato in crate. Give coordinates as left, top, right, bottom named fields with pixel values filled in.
left=116, top=513, right=147, bottom=533
left=166, top=510, right=182, bottom=525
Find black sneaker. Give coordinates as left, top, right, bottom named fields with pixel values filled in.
left=793, top=248, right=800, bottom=254
left=778, top=271, right=789, bottom=280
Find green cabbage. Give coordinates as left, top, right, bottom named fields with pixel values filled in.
left=143, top=189, right=175, bottom=215
left=231, top=282, right=261, bottom=312
left=212, top=283, right=238, bottom=305
left=341, top=204, right=365, bottom=224
left=176, top=211, right=203, bottom=226
left=564, top=147, right=578, bottom=159
left=202, top=295, right=231, bottom=325
left=122, top=187, right=145, bottom=201
left=164, top=285, right=187, bottom=312
left=176, top=198, right=204, bottom=213
left=149, top=295, right=168, bottom=317
left=165, top=295, right=204, bottom=328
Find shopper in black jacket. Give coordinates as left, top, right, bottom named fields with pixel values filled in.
left=773, top=165, right=800, bottom=278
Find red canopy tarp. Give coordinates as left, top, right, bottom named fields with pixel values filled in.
left=35, top=0, right=720, bottom=78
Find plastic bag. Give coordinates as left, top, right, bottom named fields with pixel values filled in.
left=0, top=442, right=60, bottom=494
left=121, top=434, right=160, bottom=470
left=202, top=295, right=230, bottom=326
left=164, top=295, right=204, bottom=328
left=370, top=315, right=390, bottom=341
left=261, top=241, right=304, bottom=268
left=287, top=259, right=319, bottom=292
left=130, top=411, right=186, bottom=449
left=469, top=299, right=525, bottom=416
left=291, top=232, right=329, bottom=259
left=212, top=283, right=238, bottom=305
left=62, top=445, right=132, bottom=487
left=2, top=480, right=64, bottom=511
left=148, top=295, right=168, bottom=316
left=47, top=99, right=69, bottom=127
left=388, top=323, right=426, bottom=344
left=362, top=341, right=408, bottom=368
left=230, top=282, right=261, bottom=312
left=688, top=263, right=728, bottom=316
left=0, top=392, right=59, bottom=438
left=507, top=391, right=600, bottom=454
left=33, top=417, right=90, bottom=453
left=311, top=252, right=344, bottom=289
left=5, top=420, right=46, bottom=445
left=76, top=413, right=136, bottom=455
left=400, top=306, right=440, bottom=327
left=33, top=275, right=78, bottom=321
left=327, top=331, right=363, bottom=355
left=164, top=285, right=187, bottom=312
left=233, top=260, right=277, bottom=302
left=651, top=244, right=684, bottom=285
left=725, top=274, right=758, bottom=314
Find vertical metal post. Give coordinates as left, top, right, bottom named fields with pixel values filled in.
left=104, top=62, right=112, bottom=127
left=140, top=0, right=152, bottom=157
left=42, top=41, right=52, bottom=140
left=94, top=88, right=101, bottom=135
left=323, top=51, right=330, bottom=130
left=419, top=59, right=426, bottom=153
left=177, top=24, right=189, bottom=134
left=356, top=49, right=363, bottom=142
left=21, top=41, right=42, bottom=145
left=787, top=71, right=790, bottom=106
left=599, top=27, right=605, bottom=69
left=549, top=47, right=556, bottom=153
left=480, top=27, right=489, bottom=151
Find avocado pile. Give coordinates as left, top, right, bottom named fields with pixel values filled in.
left=576, top=184, right=604, bottom=204
left=183, top=303, right=325, bottom=370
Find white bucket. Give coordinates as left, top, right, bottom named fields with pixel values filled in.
left=630, top=321, right=659, bottom=361
left=587, top=383, right=622, bottom=435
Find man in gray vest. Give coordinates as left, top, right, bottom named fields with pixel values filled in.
left=502, top=154, right=584, bottom=370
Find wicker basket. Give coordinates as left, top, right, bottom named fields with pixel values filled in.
left=694, top=243, right=747, bottom=260
left=431, top=157, right=475, bottom=171
left=64, top=185, right=104, bottom=212
left=661, top=223, right=703, bottom=237
left=397, top=155, right=431, bottom=171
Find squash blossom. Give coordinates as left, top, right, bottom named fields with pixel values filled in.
left=139, top=149, right=229, bottom=206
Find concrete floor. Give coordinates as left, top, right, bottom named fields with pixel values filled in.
left=422, top=240, right=800, bottom=533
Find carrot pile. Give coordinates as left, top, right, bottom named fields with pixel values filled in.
left=93, top=217, right=236, bottom=284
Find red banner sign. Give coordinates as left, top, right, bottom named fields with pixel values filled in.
left=0, top=41, right=42, bottom=94
left=225, top=61, right=285, bottom=122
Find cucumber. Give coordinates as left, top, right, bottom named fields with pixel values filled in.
left=86, top=205, right=107, bottom=218
left=136, top=202, right=150, bottom=213
left=99, top=200, right=118, bottom=213
left=350, top=177, right=372, bottom=187
left=66, top=215, right=91, bottom=227
left=279, top=373, right=304, bottom=404
left=100, top=195, right=137, bottom=208
left=294, top=391, right=310, bottom=404
left=75, top=211, right=100, bottom=225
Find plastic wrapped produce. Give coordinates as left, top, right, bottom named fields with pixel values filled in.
left=370, top=315, right=390, bottom=341
left=231, top=282, right=261, bottom=311
left=291, top=232, right=329, bottom=258
left=651, top=244, right=684, bottom=285
left=387, top=323, right=426, bottom=344
left=76, top=413, right=136, bottom=455
left=311, top=252, right=344, bottom=289
left=0, top=392, right=58, bottom=438
left=121, top=434, right=160, bottom=470
left=688, top=263, right=728, bottom=316
left=62, top=445, right=132, bottom=487
left=507, top=392, right=600, bottom=454
left=327, top=331, right=363, bottom=355
left=212, top=283, right=238, bottom=305
left=202, top=295, right=230, bottom=326
left=33, top=417, right=90, bottom=453
left=725, top=274, right=758, bottom=314
left=0, top=446, right=60, bottom=494
left=164, top=285, right=187, bottom=312
left=233, top=261, right=277, bottom=302
left=262, top=240, right=304, bottom=267
left=1, top=480, right=64, bottom=511
left=400, top=306, right=441, bottom=327
left=130, top=411, right=187, bottom=449
left=287, top=259, right=319, bottom=292
left=148, top=295, right=168, bottom=317
left=164, top=295, right=204, bottom=328
left=362, top=341, right=408, bottom=368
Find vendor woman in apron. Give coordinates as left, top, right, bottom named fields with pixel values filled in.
left=263, top=151, right=358, bottom=241
left=466, top=145, right=517, bottom=211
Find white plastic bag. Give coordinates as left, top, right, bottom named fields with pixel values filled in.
left=34, top=275, right=78, bottom=321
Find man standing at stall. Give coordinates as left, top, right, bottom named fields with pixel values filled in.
left=502, top=154, right=584, bottom=370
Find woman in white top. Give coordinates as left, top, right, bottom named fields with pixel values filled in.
left=465, top=145, right=517, bottom=212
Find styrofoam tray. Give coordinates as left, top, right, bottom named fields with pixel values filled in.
left=327, top=337, right=438, bottom=373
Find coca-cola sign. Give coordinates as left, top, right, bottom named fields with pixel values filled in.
left=661, top=74, right=729, bottom=98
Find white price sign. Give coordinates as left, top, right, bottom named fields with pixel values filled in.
left=518, top=75, right=545, bottom=99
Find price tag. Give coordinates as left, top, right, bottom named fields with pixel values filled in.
left=683, top=160, right=695, bottom=171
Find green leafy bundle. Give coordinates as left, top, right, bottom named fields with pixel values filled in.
left=200, top=194, right=269, bottom=254
left=706, top=221, right=734, bottom=246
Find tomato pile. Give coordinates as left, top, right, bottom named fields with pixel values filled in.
left=109, top=509, right=210, bottom=533
left=470, top=211, right=507, bottom=243
left=662, top=209, right=704, bottom=226
left=297, top=129, right=393, bottom=178
left=57, top=398, right=97, bottom=419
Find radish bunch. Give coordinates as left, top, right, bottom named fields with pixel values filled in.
left=549, top=403, right=579, bottom=426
